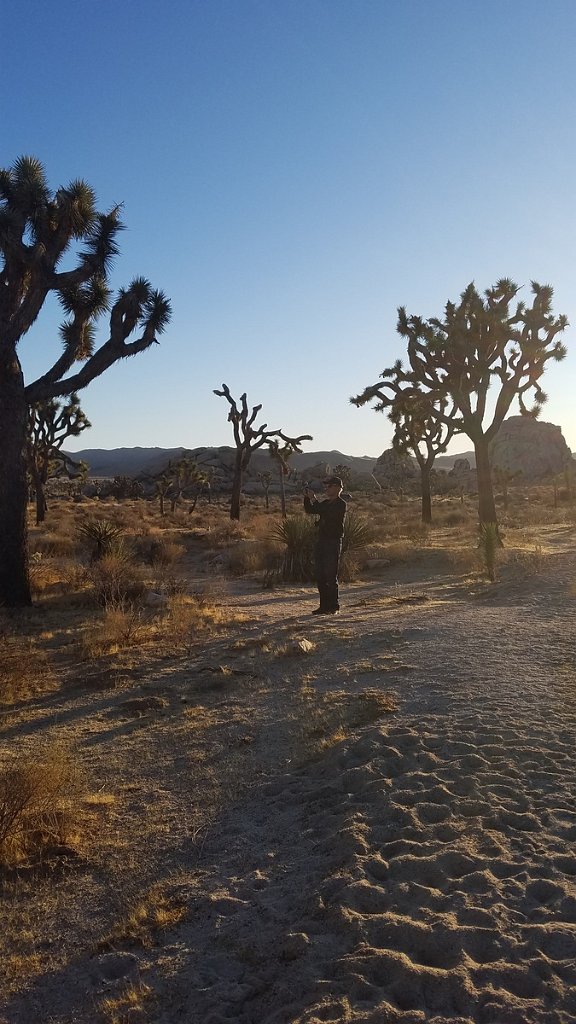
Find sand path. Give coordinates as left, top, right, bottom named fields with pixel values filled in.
left=2, top=538, right=576, bottom=1023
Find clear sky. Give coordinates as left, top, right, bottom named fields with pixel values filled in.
left=3, top=0, right=576, bottom=457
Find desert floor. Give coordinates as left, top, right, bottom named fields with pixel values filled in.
left=1, top=524, right=576, bottom=1023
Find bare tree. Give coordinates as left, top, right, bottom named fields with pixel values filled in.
left=214, top=384, right=311, bottom=520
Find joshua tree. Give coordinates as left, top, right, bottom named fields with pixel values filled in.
left=0, top=156, right=171, bottom=605
left=492, top=466, right=522, bottom=511
left=149, top=456, right=207, bottom=515
left=332, top=464, right=352, bottom=491
left=27, top=394, right=91, bottom=524
left=167, top=455, right=206, bottom=513
left=214, top=384, right=311, bottom=520
left=258, top=471, right=273, bottom=510
left=352, top=370, right=458, bottom=523
left=154, top=473, right=171, bottom=517
left=356, top=280, right=567, bottom=531
left=268, top=439, right=298, bottom=518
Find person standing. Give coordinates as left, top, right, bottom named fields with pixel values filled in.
left=303, top=476, right=347, bottom=615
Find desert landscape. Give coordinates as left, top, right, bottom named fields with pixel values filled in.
left=1, top=484, right=575, bottom=1024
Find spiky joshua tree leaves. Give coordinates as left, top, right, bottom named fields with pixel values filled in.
left=214, top=384, right=312, bottom=520
left=0, top=156, right=171, bottom=605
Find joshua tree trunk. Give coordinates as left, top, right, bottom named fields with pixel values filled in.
left=34, top=475, right=48, bottom=526
left=230, top=451, right=243, bottom=520
left=419, top=465, right=432, bottom=524
left=0, top=355, right=32, bottom=605
left=474, top=436, right=498, bottom=526
left=279, top=469, right=287, bottom=519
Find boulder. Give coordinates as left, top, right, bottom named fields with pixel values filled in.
left=373, top=448, right=418, bottom=490
left=448, top=457, right=476, bottom=491
left=489, top=416, right=573, bottom=480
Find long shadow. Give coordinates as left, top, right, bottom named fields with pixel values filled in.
left=0, top=741, right=362, bottom=1024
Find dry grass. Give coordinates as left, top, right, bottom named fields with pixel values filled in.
left=294, top=686, right=399, bottom=757
left=0, top=631, right=58, bottom=706
left=97, top=880, right=189, bottom=951
left=97, top=979, right=154, bottom=1024
left=0, top=744, right=86, bottom=868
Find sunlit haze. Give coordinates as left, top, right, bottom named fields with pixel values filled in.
left=3, top=0, right=576, bottom=457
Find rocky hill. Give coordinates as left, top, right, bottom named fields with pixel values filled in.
left=65, top=446, right=378, bottom=480
left=67, top=418, right=574, bottom=488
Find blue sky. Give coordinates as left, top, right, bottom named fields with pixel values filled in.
left=3, top=0, right=576, bottom=456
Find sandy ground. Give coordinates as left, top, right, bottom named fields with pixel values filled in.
left=1, top=529, right=576, bottom=1023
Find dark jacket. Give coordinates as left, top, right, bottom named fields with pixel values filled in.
left=304, top=495, right=347, bottom=541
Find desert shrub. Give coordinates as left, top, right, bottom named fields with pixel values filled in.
left=227, top=538, right=282, bottom=576
left=504, top=544, right=545, bottom=574
left=0, top=745, right=85, bottom=867
left=134, top=535, right=185, bottom=568
left=398, top=516, right=429, bottom=542
left=0, top=633, right=57, bottom=705
left=161, top=593, right=242, bottom=638
left=81, top=606, right=146, bottom=658
left=339, top=551, right=361, bottom=581
left=446, top=548, right=480, bottom=574
left=366, top=540, right=415, bottom=565
left=437, top=508, right=471, bottom=527
left=29, top=530, right=80, bottom=558
left=88, top=553, right=146, bottom=609
left=28, top=553, right=68, bottom=599
left=208, top=520, right=248, bottom=548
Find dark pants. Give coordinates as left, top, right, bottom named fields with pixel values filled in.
left=315, top=539, right=342, bottom=611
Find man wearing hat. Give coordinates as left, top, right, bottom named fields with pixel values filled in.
left=303, top=476, right=347, bottom=615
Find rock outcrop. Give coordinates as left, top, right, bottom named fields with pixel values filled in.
left=489, top=416, right=573, bottom=480
left=372, top=448, right=419, bottom=490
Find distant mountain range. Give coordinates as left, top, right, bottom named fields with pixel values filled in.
left=65, top=445, right=476, bottom=479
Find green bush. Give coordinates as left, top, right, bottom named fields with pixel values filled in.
left=273, top=515, right=316, bottom=582
left=273, top=511, right=376, bottom=582
left=342, top=511, right=377, bottom=553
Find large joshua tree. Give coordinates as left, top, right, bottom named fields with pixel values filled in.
left=214, top=384, right=311, bottom=520
left=352, top=368, right=459, bottom=523
left=359, top=280, right=567, bottom=529
left=0, top=156, right=171, bottom=605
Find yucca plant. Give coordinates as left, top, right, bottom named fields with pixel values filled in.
left=272, top=515, right=316, bottom=581
left=341, top=511, right=377, bottom=554
left=273, top=511, right=376, bottom=583
left=477, top=521, right=500, bottom=582
left=77, top=518, right=126, bottom=562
